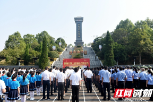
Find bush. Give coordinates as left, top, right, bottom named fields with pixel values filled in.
left=73, top=54, right=82, bottom=58
left=57, top=47, right=63, bottom=52
left=48, top=51, right=59, bottom=58
left=47, top=60, right=51, bottom=66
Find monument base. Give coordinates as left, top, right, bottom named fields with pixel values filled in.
left=74, top=41, right=84, bottom=46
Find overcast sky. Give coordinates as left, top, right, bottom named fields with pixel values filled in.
left=0, top=0, right=153, bottom=51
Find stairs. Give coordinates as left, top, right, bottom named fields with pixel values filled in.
left=53, top=47, right=102, bottom=68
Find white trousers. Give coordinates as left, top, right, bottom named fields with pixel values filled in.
left=5, top=94, right=8, bottom=102
left=36, top=88, right=41, bottom=95
left=21, top=95, right=26, bottom=102
left=30, top=91, right=34, bottom=99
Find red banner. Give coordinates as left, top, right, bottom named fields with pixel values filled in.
left=63, top=58, right=90, bottom=68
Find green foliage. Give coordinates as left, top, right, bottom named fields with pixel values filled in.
left=55, top=38, right=67, bottom=48
left=48, top=51, right=59, bottom=58
left=73, top=54, right=82, bottom=58
left=39, top=36, right=48, bottom=69
left=24, top=44, right=30, bottom=65
left=57, top=47, right=63, bottom=52
left=103, top=31, right=114, bottom=66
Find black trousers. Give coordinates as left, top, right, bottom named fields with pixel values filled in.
left=54, top=78, right=57, bottom=92
left=51, top=81, right=53, bottom=95
left=0, top=95, right=3, bottom=102
left=140, top=80, right=146, bottom=89
left=86, top=78, right=92, bottom=93
left=103, top=82, right=110, bottom=99
left=133, top=79, right=139, bottom=89
left=112, top=80, right=116, bottom=92
left=147, top=85, right=153, bottom=100
left=65, top=79, right=68, bottom=93
left=126, top=81, right=133, bottom=88
left=117, top=81, right=125, bottom=100
left=43, top=80, right=50, bottom=99
left=72, top=85, right=79, bottom=102
left=58, top=82, right=64, bottom=100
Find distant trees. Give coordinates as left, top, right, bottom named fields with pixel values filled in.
left=92, top=18, right=153, bottom=65
left=0, top=31, right=67, bottom=66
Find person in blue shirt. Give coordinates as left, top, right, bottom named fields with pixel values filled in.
left=4, top=72, right=11, bottom=102
left=25, top=71, right=30, bottom=80
left=146, top=70, right=153, bottom=101
left=116, top=67, right=127, bottom=100
left=133, top=68, right=139, bottom=89
left=112, top=69, right=117, bottom=93
left=99, top=67, right=105, bottom=96
left=7, top=73, right=20, bottom=101
left=36, top=71, right=42, bottom=96
left=139, top=68, right=147, bottom=89
left=1, top=71, right=7, bottom=81
left=101, top=66, right=111, bottom=101
left=17, top=71, right=22, bottom=83
left=20, top=73, right=29, bottom=102
left=29, top=71, right=37, bottom=100
left=125, top=66, right=134, bottom=88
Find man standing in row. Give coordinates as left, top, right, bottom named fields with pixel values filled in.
left=41, top=67, right=51, bottom=100
left=84, top=68, right=93, bottom=93
left=101, top=67, right=111, bottom=101
left=56, top=68, right=66, bottom=100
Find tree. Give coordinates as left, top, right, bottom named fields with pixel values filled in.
left=57, top=47, right=63, bottom=52
left=55, top=38, right=67, bottom=48
left=103, top=31, right=114, bottom=66
left=24, top=44, right=30, bottom=65
left=48, top=51, right=59, bottom=59
left=5, top=31, right=26, bottom=50
left=23, top=34, right=36, bottom=45
left=129, top=21, right=153, bottom=65
left=39, top=36, right=48, bottom=69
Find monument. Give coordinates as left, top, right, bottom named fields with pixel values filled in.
left=74, top=17, right=84, bottom=46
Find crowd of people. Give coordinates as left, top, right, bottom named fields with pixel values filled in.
left=0, top=66, right=82, bottom=102
left=0, top=65, right=153, bottom=102
left=89, top=65, right=153, bottom=101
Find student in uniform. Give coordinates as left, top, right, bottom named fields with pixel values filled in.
left=36, top=71, right=42, bottom=96
left=56, top=68, right=66, bottom=100
left=20, top=73, right=29, bottom=102
left=0, top=71, right=6, bottom=102
left=125, top=66, right=134, bottom=88
left=146, top=70, right=153, bottom=101
left=1, top=71, right=7, bottom=81
left=4, top=72, right=11, bottom=102
left=7, top=73, right=20, bottom=102
left=29, top=71, right=37, bottom=100
left=101, top=66, right=111, bottom=101
left=70, top=67, right=81, bottom=102
left=17, top=71, right=22, bottom=83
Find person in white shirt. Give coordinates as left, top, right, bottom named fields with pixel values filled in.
left=49, top=69, right=55, bottom=96
left=0, top=71, right=6, bottom=102
left=84, top=68, right=93, bottom=93
left=41, top=67, right=51, bottom=100
left=70, top=67, right=81, bottom=102
left=56, top=68, right=66, bottom=100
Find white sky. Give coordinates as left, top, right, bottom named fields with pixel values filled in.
left=0, top=0, right=153, bottom=51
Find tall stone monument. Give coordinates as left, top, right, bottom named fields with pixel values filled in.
left=74, top=17, right=84, bottom=46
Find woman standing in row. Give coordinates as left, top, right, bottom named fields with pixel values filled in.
left=7, top=73, right=20, bottom=102
left=20, top=73, right=29, bottom=102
